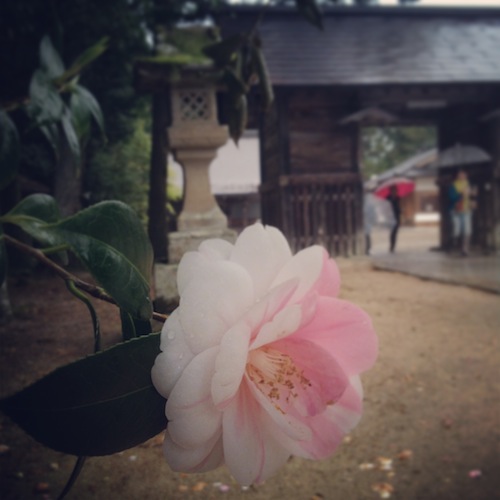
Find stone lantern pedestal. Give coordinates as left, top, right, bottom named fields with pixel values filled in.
left=154, top=75, right=236, bottom=308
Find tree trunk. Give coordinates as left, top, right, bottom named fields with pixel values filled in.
left=0, top=280, right=13, bottom=323
left=53, top=127, right=82, bottom=217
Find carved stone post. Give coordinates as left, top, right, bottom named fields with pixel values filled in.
left=154, top=71, right=236, bottom=307
left=169, top=85, right=229, bottom=232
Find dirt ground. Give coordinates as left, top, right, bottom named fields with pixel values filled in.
left=1, top=258, right=499, bottom=500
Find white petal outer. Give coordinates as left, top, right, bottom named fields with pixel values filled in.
left=230, top=223, right=292, bottom=300
left=164, top=429, right=224, bottom=473
left=179, top=260, right=254, bottom=354
left=244, top=279, right=299, bottom=341
left=211, top=322, right=252, bottom=409
left=198, top=238, right=233, bottom=260
left=176, top=251, right=207, bottom=296
left=177, top=239, right=234, bottom=296
left=151, top=310, right=194, bottom=399
left=166, top=346, right=218, bottom=410
left=166, top=347, right=220, bottom=448
left=167, top=394, right=222, bottom=449
left=250, top=303, right=302, bottom=350
left=222, top=383, right=291, bottom=486
left=270, top=246, right=325, bottom=304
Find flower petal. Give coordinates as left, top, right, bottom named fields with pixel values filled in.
left=199, top=237, right=233, bottom=260
left=230, top=223, right=292, bottom=299
left=270, top=246, right=326, bottom=303
left=177, top=239, right=234, bottom=295
left=212, top=322, right=252, bottom=409
left=222, top=383, right=290, bottom=485
left=164, top=430, right=224, bottom=473
left=245, top=375, right=313, bottom=442
left=299, top=376, right=364, bottom=459
left=315, top=253, right=341, bottom=298
left=179, top=260, right=254, bottom=354
left=250, top=304, right=302, bottom=351
left=293, top=297, right=378, bottom=375
left=166, top=347, right=220, bottom=448
left=270, top=339, right=349, bottom=417
left=151, top=310, right=194, bottom=398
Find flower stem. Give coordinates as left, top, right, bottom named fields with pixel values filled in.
left=2, top=234, right=168, bottom=323
left=56, top=455, right=87, bottom=500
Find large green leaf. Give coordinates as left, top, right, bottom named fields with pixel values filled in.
left=0, top=333, right=166, bottom=456
left=8, top=193, right=61, bottom=223
left=4, top=199, right=153, bottom=319
left=53, top=201, right=153, bottom=319
left=120, top=309, right=152, bottom=341
left=0, top=111, right=20, bottom=189
left=4, top=194, right=62, bottom=247
left=40, top=35, right=65, bottom=79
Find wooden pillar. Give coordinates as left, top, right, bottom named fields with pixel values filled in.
left=148, top=92, right=170, bottom=263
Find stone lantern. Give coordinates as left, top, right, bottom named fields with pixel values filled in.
left=168, top=70, right=235, bottom=263
left=134, top=28, right=238, bottom=307
left=167, top=76, right=236, bottom=263
left=150, top=67, right=236, bottom=306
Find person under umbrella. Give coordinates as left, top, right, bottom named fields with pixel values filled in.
left=375, top=177, right=413, bottom=253
left=448, top=169, right=473, bottom=256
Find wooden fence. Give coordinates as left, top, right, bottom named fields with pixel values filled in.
left=261, top=173, right=364, bottom=256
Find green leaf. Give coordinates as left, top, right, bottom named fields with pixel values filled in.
left=54, top=37, right=109, bottom=87
left=39, top=122, right=60, bottom=158
left=4, top=194, right=62, bottom=247
left=0, top=333, right=166, bottom=456
left=203, top=34, right=245, bottom=67
left=61, top=107, right=81, bottom=161
left=53, top=201, right=153, bottom=320
left=0, top=111, right=20, bottom=189
left=8, top=193, right=61, bottom=223
left=27, top=69, right=65, bottom=126
left=4, top=199, right=153, bottom=320
left=251, top=44, right=274, bottom=111
left=295, top=0, right=323, bottom=31
left=228, top=93, right=248, bottom=144
left=40, top=35, right=65, bottom=79
left=70, top=85, right=105, bottom=139
left=222, top=67, right=248, bottom=96
left=120, top=309, right=152, bottom=341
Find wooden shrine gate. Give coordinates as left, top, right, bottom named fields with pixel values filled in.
left=261, top=173, right=363, bottom=256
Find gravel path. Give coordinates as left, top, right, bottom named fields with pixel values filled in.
left=1, top=259, right=499, bottom=500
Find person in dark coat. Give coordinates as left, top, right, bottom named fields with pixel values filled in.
left=387, top=185, right=401, bottom=253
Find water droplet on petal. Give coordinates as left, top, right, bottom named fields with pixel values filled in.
left=167, top=330, right=175, bottom=340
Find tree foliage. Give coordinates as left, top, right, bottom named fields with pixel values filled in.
left=362, top=126, right=436, bottom=179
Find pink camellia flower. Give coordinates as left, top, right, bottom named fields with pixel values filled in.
left=152, top=223, right=377, bottom=485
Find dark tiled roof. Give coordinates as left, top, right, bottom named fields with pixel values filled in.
left=219, top=7, right=500, bottom=86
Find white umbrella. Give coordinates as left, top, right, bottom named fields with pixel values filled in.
left=432, top=143, right=491, bottom=169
